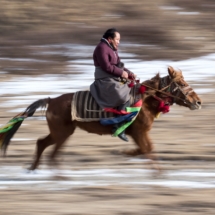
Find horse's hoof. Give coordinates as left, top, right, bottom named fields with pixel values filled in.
left=27, top=165, right=36, bottom=172
left=110, top=150, right=122, bottom=155
left=122, top=148, right=142, bottom=156
left=25, top=167, right=37, bottom=174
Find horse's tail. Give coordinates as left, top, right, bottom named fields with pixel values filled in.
left=0, top=98, right=50, bottom=155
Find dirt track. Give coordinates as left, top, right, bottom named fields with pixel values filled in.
left=1, top=0, right=215, bottom=214
left=0, top=75, right=215, bottom=214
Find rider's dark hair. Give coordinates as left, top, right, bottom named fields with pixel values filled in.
left=103, top=28, right=118, bottom=39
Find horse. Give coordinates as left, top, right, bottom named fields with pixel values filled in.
left=0, top=66, right=201, bottom=170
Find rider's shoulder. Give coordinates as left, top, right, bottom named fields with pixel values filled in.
left=95, top=42, right=110, bottom=52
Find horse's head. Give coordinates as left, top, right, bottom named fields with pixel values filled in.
left=167, top=66, right=202, bottom=110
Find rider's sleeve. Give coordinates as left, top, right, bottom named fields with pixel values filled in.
left=96, top=46, right=123, bottom=77
left=117, top=57, right=135, bottom=80
left=115, top=53, right=133, bottom=75
left=124, top=68, right=132, bottom=74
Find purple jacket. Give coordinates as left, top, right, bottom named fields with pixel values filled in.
left=93, top=41, right=126, bottom=77
left=90, top=40, right=131, bottom=108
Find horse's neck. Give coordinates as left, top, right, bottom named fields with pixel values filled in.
left=141, top=75, right=164, bottom=117
left=134, top=74, right=170, bottom=118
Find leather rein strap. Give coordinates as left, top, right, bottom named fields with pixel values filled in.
left=140, top=77, right=193, bottom=104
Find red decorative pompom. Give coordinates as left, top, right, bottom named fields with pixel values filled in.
left=158, top=101, right=170, bottom=113
left=139, top=85, right=146, bottom=94
left=128, top=73, right=135, bottom=80
left=128, top=81, right=135, bottom=88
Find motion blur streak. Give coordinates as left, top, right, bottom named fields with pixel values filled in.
left=0, top=1, right=215, bottom=214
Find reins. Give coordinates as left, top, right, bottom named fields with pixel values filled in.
left=140, top=80, right=190, bottom=103
left=140, top=83, right=182, bottom=100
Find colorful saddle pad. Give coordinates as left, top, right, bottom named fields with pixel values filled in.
left=71, top=84, right=141, bottom=122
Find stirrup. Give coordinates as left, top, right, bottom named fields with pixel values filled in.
left=118, top=132, right=129, bottom=142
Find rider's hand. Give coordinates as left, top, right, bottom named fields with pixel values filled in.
left=121, top=71, right=128, bottom=79
left=128, top=72, right=136, bottom=80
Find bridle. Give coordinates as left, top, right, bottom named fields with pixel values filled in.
left=141, top=75, right=194, bottom=105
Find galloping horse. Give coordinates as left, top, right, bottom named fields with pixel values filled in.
left=0, top=66, right=201, bottom=170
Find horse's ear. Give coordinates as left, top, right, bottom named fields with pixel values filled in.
left=178, top=69, right=183, bottom=77
left=168, top=66, right=176, bottom=78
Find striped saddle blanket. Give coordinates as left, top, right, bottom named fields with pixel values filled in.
left=71, top=85, right=141, bottom=121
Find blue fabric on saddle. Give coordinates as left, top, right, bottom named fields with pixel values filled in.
left=100, top=111, right=138, bottom=124
left=71, top=84, right=141, bottom=122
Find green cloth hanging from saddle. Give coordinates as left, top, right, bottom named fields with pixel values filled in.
left=113, top=106, right=141, bottom=136
left=102, top=100, right=142, bottom=137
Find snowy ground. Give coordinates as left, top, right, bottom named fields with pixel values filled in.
left=0, top=46, right=215, bottom=214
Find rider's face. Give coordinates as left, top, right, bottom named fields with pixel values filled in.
left=108, top=32, right=120, bottom=50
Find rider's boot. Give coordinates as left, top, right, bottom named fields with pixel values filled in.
left=112, top=101, right=130, bottom=142
left=112, top=123, right=128, bottom=142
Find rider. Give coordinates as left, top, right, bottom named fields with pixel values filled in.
left=90, top=28, right=136, bottom=142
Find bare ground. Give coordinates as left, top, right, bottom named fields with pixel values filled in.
left=0, top=76, right=215, bottom=214
left=0, top=0, right=215, bottom=214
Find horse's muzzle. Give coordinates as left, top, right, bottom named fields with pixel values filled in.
left=189, top=100, right=202, bottom=110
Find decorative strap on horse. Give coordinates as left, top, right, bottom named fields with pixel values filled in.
left=152, top=95, right=170, bottom=118
left=139, top=82, right=171, bottom=117
left=136, top=83, right=170, bottom=114
left=100, top=100, right=142, bottom=136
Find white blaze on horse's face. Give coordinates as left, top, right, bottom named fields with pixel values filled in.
left=168, top=66, right=202, bottom=110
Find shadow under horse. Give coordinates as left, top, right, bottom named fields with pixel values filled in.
left=0, top=66, right=202, bottom=170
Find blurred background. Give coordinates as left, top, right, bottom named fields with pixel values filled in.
left=0, top=1, right=215, bottom=214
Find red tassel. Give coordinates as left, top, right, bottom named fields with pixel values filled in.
left=158, top=101, right=170, bottom=113
left=128, top=81, right=135, bottom=88
left=139, top=85, right=146, bottom=94
left=128, top=73, right=135, bottom=80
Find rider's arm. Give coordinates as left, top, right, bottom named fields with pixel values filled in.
left=116, top=57, right=135, bottom=79
left=95, top=46, right=123, bottom=77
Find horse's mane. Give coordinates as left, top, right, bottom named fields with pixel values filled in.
left=142, top=73, right=160, bottom=88
left=141, top=73, right=160, bottom=97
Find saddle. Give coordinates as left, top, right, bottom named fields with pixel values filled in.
left=71, top=84, right=141, bottom=122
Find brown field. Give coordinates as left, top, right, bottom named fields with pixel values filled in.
left=0, top=0, right=215, bottom=214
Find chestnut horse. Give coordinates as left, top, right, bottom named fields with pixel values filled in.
left=1, top=66, right=201, bottom=170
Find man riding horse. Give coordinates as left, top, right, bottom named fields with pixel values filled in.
left=90, top=28, right=136, bottom=142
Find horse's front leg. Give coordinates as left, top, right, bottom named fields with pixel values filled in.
left=122, top=125, right=153, bottom=156
left=131, top=129, right=153, bottom=154
left=131, top=130, right=161, bottom=172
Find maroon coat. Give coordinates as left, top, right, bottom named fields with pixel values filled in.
left=93, top=41, right=123, bottom=77
left=90, top=40, right=131, bottom=108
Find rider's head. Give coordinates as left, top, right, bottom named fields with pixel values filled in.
left=103, top=28, right=120, bottom=51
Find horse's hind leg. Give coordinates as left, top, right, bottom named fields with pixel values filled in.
left=48, top=122, right=76, bottom=168
left=29, top=134, right=55, bottom=170
left=48, top=136, right=68, bottom=168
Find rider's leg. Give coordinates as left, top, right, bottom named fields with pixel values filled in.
left=113, top=100, right=130, bottom=142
